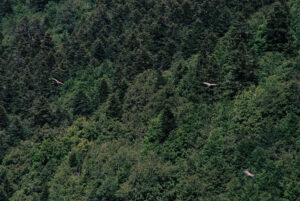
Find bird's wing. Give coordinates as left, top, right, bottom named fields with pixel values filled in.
left=51, top=77, right=58, bottom=82
left=243, top=170, right=254, bottom=177
left=51, top=77, right=64, bottom=85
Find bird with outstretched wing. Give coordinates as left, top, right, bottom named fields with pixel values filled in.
left=51, top=77, right=64, bottom=85
left=243, top=170, right=255, bottom=177
left=203, top=82, right=218, bottom=87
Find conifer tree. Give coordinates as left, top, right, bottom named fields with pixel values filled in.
left=143, top=106, right=176, bottom=152
left=97, top=78, right=109, bottom=104
left=262, top=2, right=291, bottom=52
left=0, top=105, right=8, bottom=129
left=31, top=96, right=52, bottom=126
left=72, top=90, right=91, bottom=116
left=91, top=39, right=105, bottom=62
left=0, top=0, right=11, bottom=17
left=30, top=0, right=49, bottom=11
left=0, top=31, right=3, bottom=56
left=160, top=106, right=176, bottom=141
left=7, top=117, right=24, bottom=145
left=106, top=93, right=122, bottom=119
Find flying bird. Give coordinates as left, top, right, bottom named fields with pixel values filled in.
left=203, top=82, right=218, bottom=87
left=51, top=77, right=64, bottom=85
left=243, top=170, right=255, bottom=177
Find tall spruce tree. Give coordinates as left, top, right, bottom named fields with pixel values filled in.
left=106, top=93, right=122, bottom=119
left=72, top=90, right=91, bottom=116
left=97, top=78, right=109, bottom=104
left=262, top=2, right=291, bottom=52
left=0, top=106, right=8, bottom=130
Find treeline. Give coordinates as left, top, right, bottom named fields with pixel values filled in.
left=0, top=0, right=300, bottom=200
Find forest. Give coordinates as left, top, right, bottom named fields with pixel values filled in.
left=0, top=0, right=300, bottom=200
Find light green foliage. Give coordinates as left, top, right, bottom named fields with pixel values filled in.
left=116, top=152, right=177, bottom=201
left=31, top=139, right=68, bottom=170
left=48, top=140, right=90, bottom=201
left=143, top=115, right=164, bottom=152
left=84, top=141, right=138, bottom=201
left=66, top=117, right=98, bottom=141
left=1, top=141, right=34, bottom=200
left=284, top=180, right=300, bottom=200
left=122, top=69, right=165, bottom=136
left=48, top=140, right=138, bottom=201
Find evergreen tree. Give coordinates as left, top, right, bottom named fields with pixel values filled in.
left=143, top=107, right=176, bottom=152
left=30, top=0, right=50, bottom=11
left=97, top=78, right=109, bottom=104
left=72, top=90, right=91, bottom=116
left=262, top=2, right=291, bottom=52
left=0, top=106, right=8, bottom=129
left=6, top=117, right=25, bottom=145
left=91, top=39, right=105, bottom=62
left=31, top=96, right=52, bottom=126
left=0, top=0, right=11, bottom=18
left=106, top=93, right=122, bottom=119
left=161, top=107, right=176, bottom=140
left=1, top=1, right=300, bottom=200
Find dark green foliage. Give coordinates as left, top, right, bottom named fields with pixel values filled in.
left=72, top=89, right=91, bottom=116
left=178, top=54, right=220, bottom=102
left=143, top=106, right=177, bottom=156
left=116, top=152, right=177, bottom=201
left=161, top=107, right=176, bottom=137
left=0, top=0, right=12, bottom=18
left=0, top=106, right=8, bottom=129
left=91, top=39, right=105, bottom=62
left=217, top=12, right=258, bottom=97
left=262, top=2, right=292, bottom=52
left=6, top=117, right=25, bottom=145
left=106, top=93, right=122, bottom=119
left=143, top=115, right=164, bottom=152
left=122, top=69, right=165, bottom=136
left=97, top=78, right=109, bottom=104
left=31, top=96, right=53, bottom=126
left=1, top=0, right=300, bottom=200
left=29, top=0, right=50, bottom=11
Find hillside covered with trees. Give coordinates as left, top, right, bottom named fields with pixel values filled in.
left=0, top=0, right=300, bottom=200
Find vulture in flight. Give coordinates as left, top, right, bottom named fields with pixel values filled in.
left=203, top=82, right=218, bottom=87
left=243, top=170, right=255, bottom=177
left=51, top=77, right=64, bottom=85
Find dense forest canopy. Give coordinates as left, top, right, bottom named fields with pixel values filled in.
left=0, top=0, right=300, bottom=200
